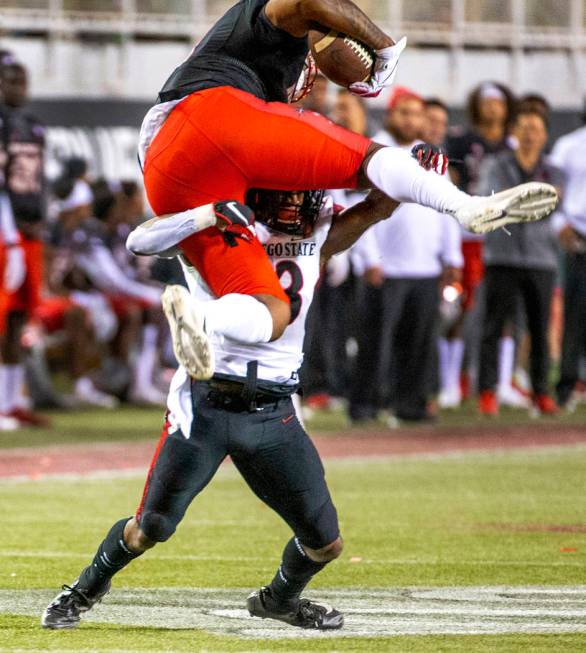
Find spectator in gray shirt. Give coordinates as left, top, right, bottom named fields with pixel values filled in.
left=476, top=106, right=564, bottom=416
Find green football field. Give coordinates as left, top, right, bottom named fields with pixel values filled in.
left=0, top=408, right=585, bottom=652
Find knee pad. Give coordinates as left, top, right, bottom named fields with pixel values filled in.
left=139, top=510, right=177, bottom=542
left=297, top=498, right=340, bottom=551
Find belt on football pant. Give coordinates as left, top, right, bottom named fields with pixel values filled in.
left=205, top=362, right=294, bottom=412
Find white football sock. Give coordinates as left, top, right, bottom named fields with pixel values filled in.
left=203, top=294, right=274, bottom=344
left=0, top=364, right=23, bottom=413
left=134, top=324, right=159, bottom=391
left=448, top=338, right=465, bottom=392
left=498, top=336, right=515, bottom=392
left=366, top=147, right=470, bottom=214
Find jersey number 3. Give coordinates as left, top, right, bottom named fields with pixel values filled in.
left=275, top=261, right=303, bottom=324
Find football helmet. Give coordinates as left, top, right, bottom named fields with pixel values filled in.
left=246, top=189, right=325, bottom=238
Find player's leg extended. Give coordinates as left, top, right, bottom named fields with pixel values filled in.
left=145, top=87, right=557, bottom=254
left=42, top=390, right=227, bottom=629
left=230, top=402, right=343, bottom=629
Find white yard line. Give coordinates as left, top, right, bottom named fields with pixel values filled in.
left=0, top=549, right=584, bottom=568
left=2, top=587, right=586, bottom=638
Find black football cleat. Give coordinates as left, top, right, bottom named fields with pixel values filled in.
left=247, top=586, right=344, bottom=630
left=41, top=579, right=111, bottom=629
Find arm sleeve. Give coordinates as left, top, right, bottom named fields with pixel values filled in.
left=126, top=205, right=217, bottom=257
left=79, top=243, right=162, bottom=305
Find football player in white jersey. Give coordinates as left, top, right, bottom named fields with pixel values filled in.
left=42, top=188, right=397, bottom=632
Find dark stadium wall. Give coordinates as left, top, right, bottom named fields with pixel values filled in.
left=30, top=98, right=150, bottom=128
left=35, top=98, right=584, bottom=182
left=31, top=98, right=583, bottom=136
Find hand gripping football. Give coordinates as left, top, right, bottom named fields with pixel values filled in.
left=308, top=29, right=375, bottom=88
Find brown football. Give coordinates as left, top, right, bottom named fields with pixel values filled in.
left=308, top=29, right=375, bottom=88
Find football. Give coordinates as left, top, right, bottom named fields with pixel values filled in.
left=308, top=29, right=375, bottom=88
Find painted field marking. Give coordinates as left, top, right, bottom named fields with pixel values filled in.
left=2, top=586, right=586, bottom=638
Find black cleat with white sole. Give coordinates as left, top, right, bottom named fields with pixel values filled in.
left=247, top=586, right=344, bottom=630
left=41, top=579, right=111, bottom=629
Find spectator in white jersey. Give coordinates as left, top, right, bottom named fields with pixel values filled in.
left=90, top=179, right=165, bottom=405
left=350, top=86, right=463, bottom=422
left=303, top=88, right=370, bottom=411
left=550, top=107, right=586, bottom=408
left=47, top=176, right=120, bottom=408
left=43, top=188, right=398, bottom=631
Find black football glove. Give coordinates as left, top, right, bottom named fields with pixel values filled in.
left=411, top=143, right=449, bottom=175
left=213, top=200, right=255, bottom=247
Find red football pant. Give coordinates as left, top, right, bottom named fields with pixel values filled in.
left=461, top=241, right=485, bottom=311
left=144, top=87, right=371, bottom=301
left=0, top=239, right=43, bottom=335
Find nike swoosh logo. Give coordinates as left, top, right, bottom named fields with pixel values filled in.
left=381, top=60, right=399, bottom=84
left=282, top=414, right=295, bottom=425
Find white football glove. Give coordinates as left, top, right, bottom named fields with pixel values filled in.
left=349, top=37, right=407, bottom=98
left=3, top=245, right=26, bottom=293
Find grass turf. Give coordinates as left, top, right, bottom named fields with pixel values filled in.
left=1, top=446, right=585, bottom=651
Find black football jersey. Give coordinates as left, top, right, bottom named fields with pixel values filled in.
left=0, top=103, right=45, bottom=224
left=158, top=0, right=308, bottom=104
left=446, top=129, right=510, bottom=195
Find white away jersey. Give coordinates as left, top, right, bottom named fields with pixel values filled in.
left=185, top=197, right=334, bottom=384
left=167, top=197, right=334, bottom=436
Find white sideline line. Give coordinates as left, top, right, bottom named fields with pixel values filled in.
left=0, top=549, right=584, bottom=567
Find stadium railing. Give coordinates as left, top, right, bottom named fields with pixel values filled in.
left=0, top=0, right=584, bottom=48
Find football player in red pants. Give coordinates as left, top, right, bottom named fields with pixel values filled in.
left=139, top=0, right=558, bottom=378
left=0, top=59, right=48, bottom=428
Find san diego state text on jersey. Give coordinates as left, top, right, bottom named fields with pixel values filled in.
left=264, top=241, right=317, bottom=258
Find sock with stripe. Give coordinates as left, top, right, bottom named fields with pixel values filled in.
left=77, top=517, right=140, bottom=594
left=267, top=537, right=327, bottom=610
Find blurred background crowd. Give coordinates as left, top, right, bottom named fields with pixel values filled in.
left=1, top=0, right=586, bottom=430
left=299, top=81, right=586, bottom=423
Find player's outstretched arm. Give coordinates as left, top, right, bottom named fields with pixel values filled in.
left=320, top=189, right=397, bottom=263
left=265, top=0, right=393, bottom=49
left=126, top=201, right=255, bottom=258
left=126, top=206, right=218, bottom=257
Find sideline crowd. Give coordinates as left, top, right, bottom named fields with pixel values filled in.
left=0, top=53, right=585, bottom=430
